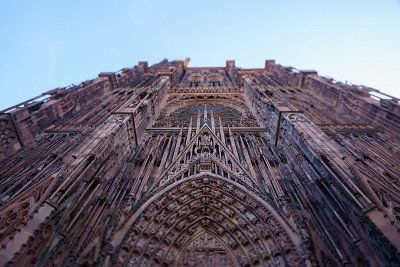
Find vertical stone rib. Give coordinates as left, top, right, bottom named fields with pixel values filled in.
left=228, top=126, right=239, bottom=160
left=186, top=117, right=193, bottom=146
left=239, top=135, right=257, bottom=178
left=219, top=117, right=226, bottom=145
left=210, top=112, right=216, bottom=133
left=155, top=136, right=173, bottom=178
left=196, top=112, right=201, bottom=134
left=203, top=104, right=208, bottom=125
left=173, top=128, right=183, bottom=160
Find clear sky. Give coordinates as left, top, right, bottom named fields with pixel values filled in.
left=1, top=0, right=399, bottom=109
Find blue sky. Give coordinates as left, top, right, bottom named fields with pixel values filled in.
left=1, top=0, right=399, bottom=109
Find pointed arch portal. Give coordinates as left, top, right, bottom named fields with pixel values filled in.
left=112, top=173, right=302, bottom=266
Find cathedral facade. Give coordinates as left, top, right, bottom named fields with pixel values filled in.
left=0, top=58, right=399, bottom=266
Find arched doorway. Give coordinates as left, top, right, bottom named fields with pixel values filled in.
left=112, top=173, right=302, bottom=266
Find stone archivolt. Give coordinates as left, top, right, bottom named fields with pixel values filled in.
left=0, top=59, right=399, bottom=266
left=114, top=174, right=301, bottom=267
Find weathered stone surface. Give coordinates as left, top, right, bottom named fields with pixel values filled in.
left=0, top=58, right=399, bottom=266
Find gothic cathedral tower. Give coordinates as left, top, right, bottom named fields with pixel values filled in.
left=0, top=59, right=399, bottom=266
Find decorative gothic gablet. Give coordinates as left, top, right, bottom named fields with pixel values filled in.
left=0, top=58, right=399, bottom=266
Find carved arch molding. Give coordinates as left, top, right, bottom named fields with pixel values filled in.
left=113, top=173, right=302, bottom=266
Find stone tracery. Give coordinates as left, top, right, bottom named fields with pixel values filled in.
left=114, top=174, right=301, bottom=266
left=0, top=59, right=399, bottom=266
